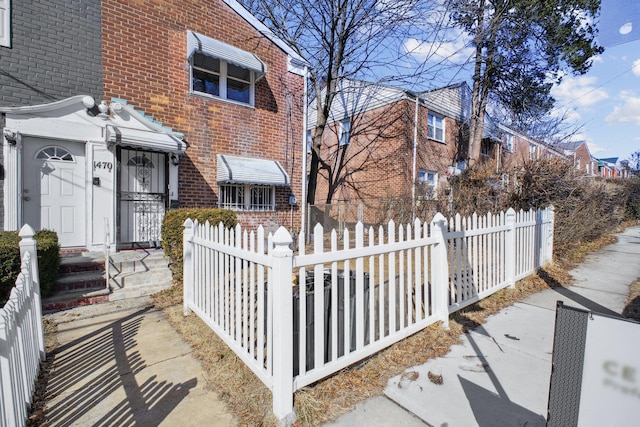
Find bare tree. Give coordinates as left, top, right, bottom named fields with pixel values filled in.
left=239, top=0, right=437, bottom=204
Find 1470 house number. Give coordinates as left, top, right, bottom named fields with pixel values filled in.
left=93, top=161, right=113, bottom=172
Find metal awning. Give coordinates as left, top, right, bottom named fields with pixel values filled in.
left=217, top=154, right=289, bottom=186
left=107, top=126, right=186, bottom=154
left=187, top=31, right=266, bottom=79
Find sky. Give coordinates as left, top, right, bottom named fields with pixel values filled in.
left=399, top=0, right=640, bottom=163
left=550, top=0, right=640, bottom=161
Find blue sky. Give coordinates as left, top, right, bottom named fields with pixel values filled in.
left=550, top=0, right=640, bottom=161
left=400, top=0, right=640, bottom=162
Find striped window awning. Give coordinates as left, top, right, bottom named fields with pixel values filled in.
left=217, top=154, right=289, bottom=186
left=187, top=31, right=266, bottom=79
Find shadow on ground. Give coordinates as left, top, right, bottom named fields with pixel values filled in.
left=45, top=308, right=197, bottom=426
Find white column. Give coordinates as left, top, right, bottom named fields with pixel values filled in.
left=431, top=213, right=450, bottom=329
left=270, top=226, right=295, bottom=424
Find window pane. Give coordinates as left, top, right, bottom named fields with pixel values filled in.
left=250, top=186, right=273, bottom=211
left=193, top=53, right=220, bottom=73
left=228, top=78, right=250, bottom=104
left=220, top=184, right=244, bottom=209
left=228, top=63, right=250, bottom=82
left=193, top=69, right=219, bottom=96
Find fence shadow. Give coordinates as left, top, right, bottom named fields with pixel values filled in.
left=45, top=308, right=197, bottom=426
left=537, top=268, right=620, bottom=317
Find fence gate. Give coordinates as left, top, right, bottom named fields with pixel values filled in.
left=117, top=148, right=168, bottom=248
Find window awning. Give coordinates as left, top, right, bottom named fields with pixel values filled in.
left=217, top=154, right=290, bottom=186
left=107, top=126, right=186, bottom=154
left=187, top=31, right=266, bottom=79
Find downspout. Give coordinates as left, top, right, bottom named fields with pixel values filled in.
left=300, top=65, right=309, bottom=238
left=411, top=94, right=419, bottom=223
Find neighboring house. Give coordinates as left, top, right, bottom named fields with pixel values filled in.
left=597, top=157, right=631, bottom=178
left=306, top=79, right=570, bottom=213
left=307, top=80, right=467, bottom=210
left=1, top=0, right=305, bottom=251
left=554, top=140, right=596, bottom=175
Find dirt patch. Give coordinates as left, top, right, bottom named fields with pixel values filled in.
left=27, top=317, right=58, bottom=427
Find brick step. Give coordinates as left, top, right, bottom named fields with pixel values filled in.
left=53, top=270, right=107, bottom=292
left=42, top=287, right=111, bottom=314
left=59, top=252, right=106, bottom=274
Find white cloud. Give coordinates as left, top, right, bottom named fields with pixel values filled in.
left=403, top=36, right=474, bottom=65
left=551, top=75, right=609, bottom=109
left=633, top=58, right=640, bottom=77
left=587, top=141, right=605, bottom=154
left=605, top=93, right=640, bottom=125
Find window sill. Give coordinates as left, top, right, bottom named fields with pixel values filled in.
left=429, top=138, right=446, bottom=144
left=189, top=91, right=255, bottom=109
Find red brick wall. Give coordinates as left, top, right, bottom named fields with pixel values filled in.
left=102, top=0, right=304, bottom=231
left=312, top=98, right=462, bottom=206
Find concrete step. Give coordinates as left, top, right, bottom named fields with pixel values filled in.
left=109, top=249, right=169, bottom=275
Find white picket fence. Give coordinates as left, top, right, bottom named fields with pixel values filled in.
left=183, top=206, right=554, bottom=422
left=0, top=225, right=45, bottom=427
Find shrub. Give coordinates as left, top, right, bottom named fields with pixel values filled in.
left=0, top=229, right=60, bottom=305
left=162, top=208, right=237, bottom=280
left=35, top=229, right=60, bottom=297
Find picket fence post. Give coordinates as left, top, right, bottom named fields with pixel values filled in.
left=18, top=224, right=45, bottom=361
left=270, top=226, right=295, bottom=424
left=505, top=208, right=516, bottom=289
left=546, top=205, right=555, bottom=264
left=431, top=213, right=450, bottom=329
left=183, top=219, right=195, bottom=316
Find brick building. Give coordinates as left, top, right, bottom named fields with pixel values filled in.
left=307, top=80, right=571, bottom=222
left=0, top=0, right=305, bottom=250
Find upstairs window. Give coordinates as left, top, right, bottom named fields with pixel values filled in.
left=529, top=145, right=536, bottom=160
left=481, top=139, right=492, bottom=157
left=339, top=119, right=351, bottom=146
left=504, top=133, right=514, bottom=152
left=0, top=0, right=10, bottom=48
left=191, top=52, right=254, bottom=105
left=427, top=113, right=445, bottom=143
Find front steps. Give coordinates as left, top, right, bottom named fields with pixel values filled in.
left=42, top=249, right=174, bottom=313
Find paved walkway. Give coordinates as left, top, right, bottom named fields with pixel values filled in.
left=44, top=297, right=236, bottom=426
left=43, top=227, right=640, bottom=426
left=326, top=226, right=640, bottom=427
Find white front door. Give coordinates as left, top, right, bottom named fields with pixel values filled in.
left=22, top=138, right=86, bottom=247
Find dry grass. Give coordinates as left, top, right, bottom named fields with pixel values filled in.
left=151, top=233, right=619, bottom=427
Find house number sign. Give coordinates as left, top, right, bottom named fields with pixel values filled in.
left=93, top=161, right=113, bottom=172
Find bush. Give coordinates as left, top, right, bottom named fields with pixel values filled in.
left=35, top=229, right=60, bottom=297
left=0, top=229, right=60, bottom=305
left=162, top=208, right=237, bottom=280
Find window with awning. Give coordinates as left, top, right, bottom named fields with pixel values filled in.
left=216, top=154, right=290, bottom=211
left=187, top=31, right=266, bottom=106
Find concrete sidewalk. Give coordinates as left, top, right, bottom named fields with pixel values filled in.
left=326, top=226, right=640, bottom=427
left=44, top=297, right=236, bottom=427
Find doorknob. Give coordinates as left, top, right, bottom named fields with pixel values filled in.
left=23, top=196, right=30, bottom=201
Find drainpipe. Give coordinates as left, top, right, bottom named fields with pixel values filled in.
left=411, top=94, right=419, bottom=222
left=301, top=66, right=309, bottom=238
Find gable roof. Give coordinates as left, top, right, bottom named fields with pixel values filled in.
left=222, top=0, right=307, bottom=73
left=307, top=80, right=409, bottom=127
left=420, top=82, right=471, bottom=122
